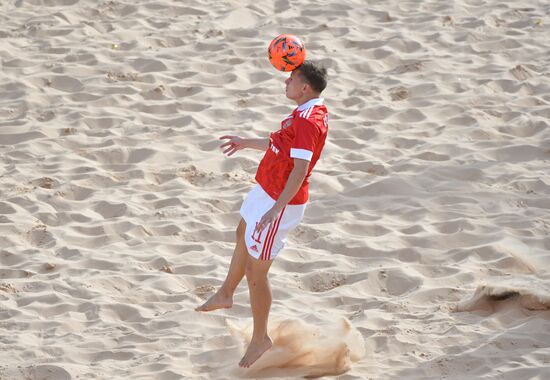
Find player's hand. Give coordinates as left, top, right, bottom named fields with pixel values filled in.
left=219, top=135, right=246, bottom=156
left=255, top=207, right=281, bottom=234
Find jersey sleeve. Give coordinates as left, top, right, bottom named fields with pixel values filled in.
left=290, top=118, right=321, bottom=161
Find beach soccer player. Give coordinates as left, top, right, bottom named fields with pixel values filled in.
left=195, top=60, right=329, bottom=368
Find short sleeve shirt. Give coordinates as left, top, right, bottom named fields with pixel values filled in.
left=255, top=98, right=329, bottom=205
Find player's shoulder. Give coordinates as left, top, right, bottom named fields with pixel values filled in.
left=294, top=98, right=327, bottom=123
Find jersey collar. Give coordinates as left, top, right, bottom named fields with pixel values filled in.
left=296, top=97, right=324, bottom=111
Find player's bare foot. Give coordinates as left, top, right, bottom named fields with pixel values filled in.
left=195, top=291, right=233, bottom=312
left=239, top=336, right=273, bottom=368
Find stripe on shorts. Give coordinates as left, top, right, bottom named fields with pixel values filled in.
left=261, top=207, right=286, bottom=260
left=260, top=223, right=274, bottom=261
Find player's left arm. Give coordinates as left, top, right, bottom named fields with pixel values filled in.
left=255, top=158, right=308, bottom=233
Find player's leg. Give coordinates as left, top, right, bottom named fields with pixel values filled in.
left=237, top=204, right=305, bottom=367
left=195, top=218, right=248, bottom=312
left=220, top=218, right=249, bottom=295
left=239, top=256, right=274, bottom=368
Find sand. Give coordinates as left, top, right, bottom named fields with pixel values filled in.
left=1, top=0, right=550, bottom=379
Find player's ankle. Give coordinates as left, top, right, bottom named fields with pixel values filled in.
left=218, top=285, right=234, bottom=298
left=251, top=333, right=270, bottom=343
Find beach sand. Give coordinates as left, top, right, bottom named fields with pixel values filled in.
left=1, top=0, right=549, bottom=379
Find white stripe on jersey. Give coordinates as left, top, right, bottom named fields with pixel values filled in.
left=305, top=106, right=314, bottom=119
left=299, top=106, right=314, bottom=120
left=290, top=148, right=313, bottom=161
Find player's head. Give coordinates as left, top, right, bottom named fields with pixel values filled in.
left=285, top=60, right=327, bottom=101
left=296, top=60, right=327, bottom=93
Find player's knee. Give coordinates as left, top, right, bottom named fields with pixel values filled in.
left=245, top=260, right=267, bottom=281
left=245, top=261, right=255, bottom=280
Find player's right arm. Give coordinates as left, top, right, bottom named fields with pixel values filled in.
left=219, top=135, right=269, bottom=156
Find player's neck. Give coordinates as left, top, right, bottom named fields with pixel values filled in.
left=295, top=93, right=321, bottom=107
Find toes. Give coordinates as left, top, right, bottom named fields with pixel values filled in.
left=239, top=355, right=251, bottom=368
left=195, top=303, right=210, bottom=312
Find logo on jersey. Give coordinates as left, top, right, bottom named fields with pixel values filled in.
left=281, top=116, right=293, bottom=129
left=270, top=143, right=280, bottom=155
left=249, top=245, right=259, bottom=252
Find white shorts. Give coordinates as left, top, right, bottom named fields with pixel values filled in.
left=240, top=185, right=306, bottom=260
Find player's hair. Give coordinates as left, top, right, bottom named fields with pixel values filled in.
left=297, top=60, right=327, bottom=93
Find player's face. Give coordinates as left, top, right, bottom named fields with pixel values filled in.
left=285, top=70, right=306, bottom=100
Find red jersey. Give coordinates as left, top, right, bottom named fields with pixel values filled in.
left=255, top=98, right=329, bottom=205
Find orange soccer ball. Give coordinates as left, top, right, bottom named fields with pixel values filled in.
left=268, top=34, right=306, bottom=72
